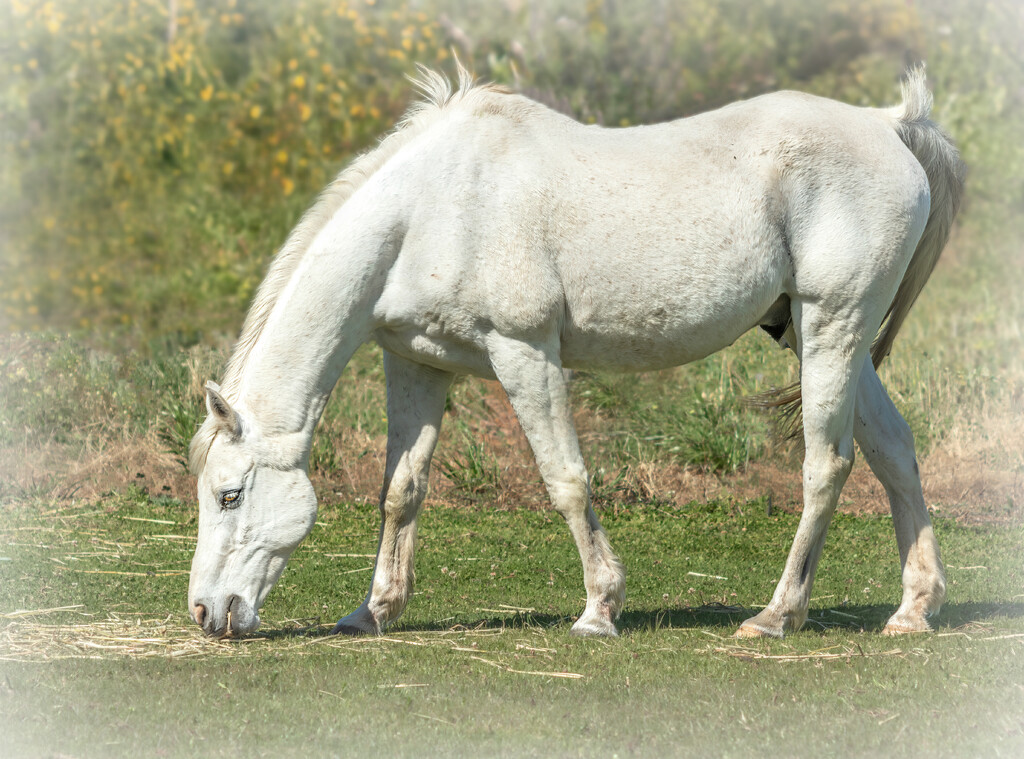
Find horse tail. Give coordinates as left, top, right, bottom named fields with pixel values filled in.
left=754, top=68, right=966, bottom=437
left=872, top=67, right=966, bottom=368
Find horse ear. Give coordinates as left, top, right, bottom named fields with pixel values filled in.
left=205, top=382, right=243, bottom=439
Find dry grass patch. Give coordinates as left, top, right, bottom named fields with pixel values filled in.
left=0, top=608, right=589, bottom=678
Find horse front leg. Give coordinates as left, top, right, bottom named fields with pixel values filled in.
left=333, top=352, right=453, bottom=635
left=853, top=363, right=946, bottom=634
left=737, top=304, right=864, bottom=638
left=488, top=334, right=626, bottom=637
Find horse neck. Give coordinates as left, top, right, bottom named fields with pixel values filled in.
left=234, top=192, right=399, bottom=443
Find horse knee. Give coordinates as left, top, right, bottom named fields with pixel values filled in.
left=548, top=472, right=589, bottom=519
left=380, top=469, right=428, bottom=520
left=804, top=443, right=854, bottom=499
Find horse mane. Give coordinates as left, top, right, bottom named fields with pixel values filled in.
left=189, top=62, right=508, bottom=475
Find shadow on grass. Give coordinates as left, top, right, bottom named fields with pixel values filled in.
left=624, top=601, right=1024, bottom=634
left=253, top=601, right=1024, bottom=640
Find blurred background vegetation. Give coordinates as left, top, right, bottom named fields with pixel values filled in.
left=1, top=0, right=1022, bottom=501
left=3, top=0, right=1021, bottom=342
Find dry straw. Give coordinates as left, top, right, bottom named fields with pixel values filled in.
left=704, top=642, right=909, bottom=663
left=0, top=610, right=253, bottom=661
left=0, top=607, right=584, bottom=679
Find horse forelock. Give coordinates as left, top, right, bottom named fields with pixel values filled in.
left=188, top=417, right=218, bottom=476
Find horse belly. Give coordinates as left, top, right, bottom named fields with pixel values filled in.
left=559, top=289, right=772, bottom=371
left=556, top=229, right=787, bottom=372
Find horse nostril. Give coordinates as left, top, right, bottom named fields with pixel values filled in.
left=193, top=603, right=207, bottom=626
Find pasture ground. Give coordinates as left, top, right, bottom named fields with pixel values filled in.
left=2, top=490, right=1022, bottom=757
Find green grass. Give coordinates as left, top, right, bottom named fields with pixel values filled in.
left=572, top=334, right=785, bottom=474
left=434, top=419, right=504, bottom=497
left=2, top=490, right=1022, bottom=757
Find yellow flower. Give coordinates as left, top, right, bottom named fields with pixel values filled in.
left=282, top=177, right=295, bottom=196
left=300, top=103, right=312, bottom=121
left=200, top=84, right=213, bottom=102
left=43, top=217, right=56, bottom=230
left=276, top=150, right=288, bottom=164
left=250, top=105, right=261, bottom=119
left=292, top=74, right=305, bottom=89
left=222, top=162, right=235, bottom=175
left=288, top=58, right=298, bottom=71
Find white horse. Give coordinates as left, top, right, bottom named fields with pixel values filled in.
left=187, top=65, right=964, bottom=639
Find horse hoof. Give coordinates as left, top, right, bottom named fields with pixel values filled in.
left=735, top=611, right=787, bottom=639
left=733, top=623, right=783, bottom=639
left=570, top=614, right=619, bottom=638
left=331, top=610, right=379, bottom=636
left=331, top=622, right=371, bottom=636
left=881, top=614, right=933, bottom=636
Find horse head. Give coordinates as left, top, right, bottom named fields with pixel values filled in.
left=187, top=382, right=318, bottom=637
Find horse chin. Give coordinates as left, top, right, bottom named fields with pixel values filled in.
left=227, top=597, right=261, bottom=636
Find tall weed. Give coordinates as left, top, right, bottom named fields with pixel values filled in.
left=435, top=420, right=502, bottom=497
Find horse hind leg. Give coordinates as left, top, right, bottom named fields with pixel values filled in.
left=854, top=362, right=946, bottom=634
left=737, top=299, right=866, bottom=637
left=333, top=352, right=453, bottom=635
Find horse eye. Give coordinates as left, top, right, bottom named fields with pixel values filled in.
left=219, top=489, right=242, bottom=509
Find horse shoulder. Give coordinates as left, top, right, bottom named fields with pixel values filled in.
left=373, top=114, right=567, bottom=358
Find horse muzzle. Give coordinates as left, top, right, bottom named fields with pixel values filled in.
left=190, top=595, right=260, bottom=637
